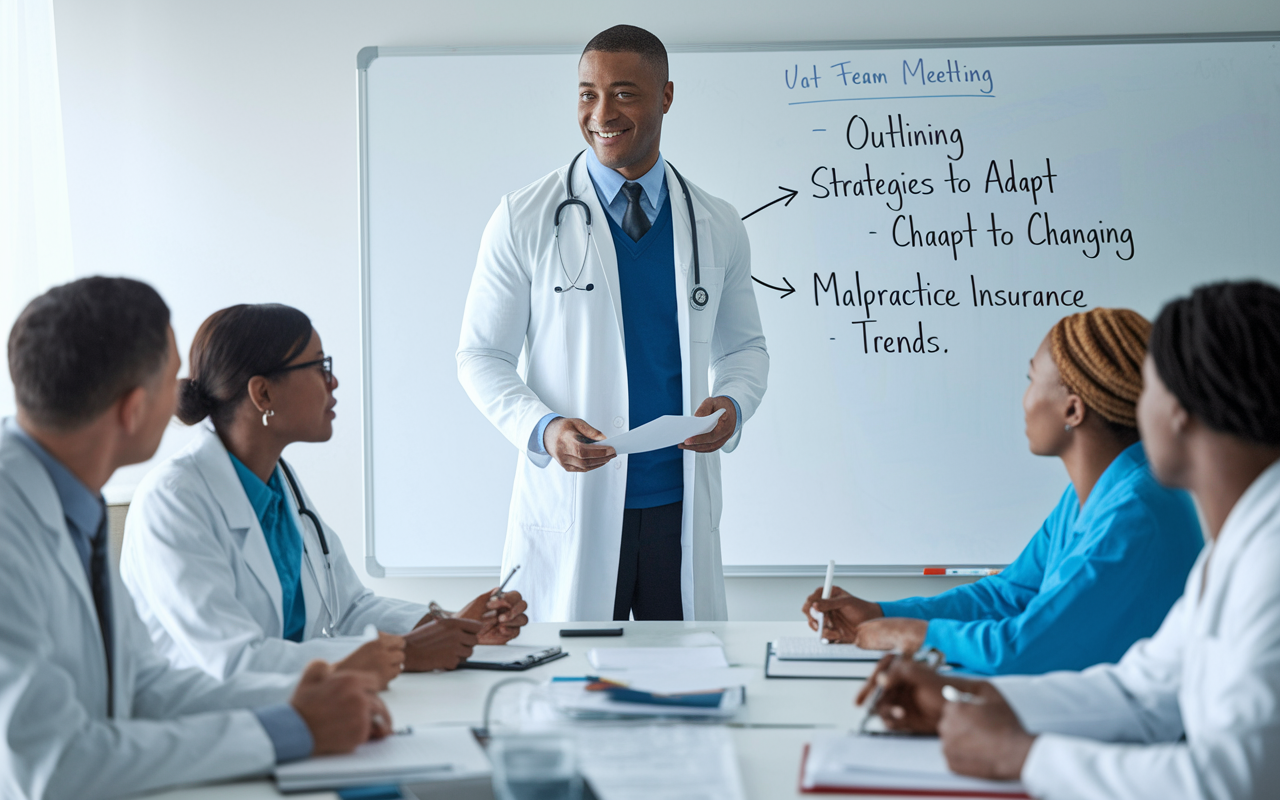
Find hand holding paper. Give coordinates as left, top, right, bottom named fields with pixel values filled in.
left=603, top=409, right=726, bottom=455
left=679, top=396, right=739, bottom=453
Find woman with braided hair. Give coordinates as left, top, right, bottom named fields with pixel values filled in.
left=803, top=307, right=1204, bottom=675
left=859, top=280, right=1280, bottom=799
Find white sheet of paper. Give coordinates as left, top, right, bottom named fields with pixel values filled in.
left=602, top=409, right=725, bottom=455
left=802, top=734, right=1027, bottom=794
left=575, top=724, right=747, bottom=800
left=587, top=646, right=730, bottom=671
left=275, top=725, right=490, bottom=792
left=595, top=667, right=753, bottom=694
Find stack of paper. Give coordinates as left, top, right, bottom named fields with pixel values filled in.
left=274, top=726, right=490, bottom=792
left=801, top=734, right=1028, bottom=797
left=574, top=724, right=746, bottom=800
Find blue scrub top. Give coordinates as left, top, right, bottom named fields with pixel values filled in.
left=879, top=442, right=1203, bottom=675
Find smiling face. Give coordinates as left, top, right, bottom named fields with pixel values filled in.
left=264, top=329, right=339, bottom=445
left=577, top=49, right=673, bottom=179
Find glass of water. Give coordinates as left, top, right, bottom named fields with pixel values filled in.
left=490, top=733, right=582, bottom=800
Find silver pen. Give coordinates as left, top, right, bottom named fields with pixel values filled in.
left=858, top=648, right=943, bottom=735
left=493, top=564, right=521, bottom=599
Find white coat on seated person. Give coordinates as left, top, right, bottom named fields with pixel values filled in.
left=993, top=457, right=1280, bottom=799
left=457, top=157, right=769, bottom=623
left=0, top=425, right=298, bottom=799
left=121, top=425, right=427, bottom=678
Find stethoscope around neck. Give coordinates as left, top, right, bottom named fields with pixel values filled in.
left=553, top=149, right=710, bottom=311
left=279, top=460, right=341, bottom=638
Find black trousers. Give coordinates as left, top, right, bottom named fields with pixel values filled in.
left=613, top=501, right=684, bottom=621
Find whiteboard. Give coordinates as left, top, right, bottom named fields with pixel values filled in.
left=359, top=36, right=1280, bottom=577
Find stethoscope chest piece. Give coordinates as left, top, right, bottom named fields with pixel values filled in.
left=690, top=285, right=709, bottom=310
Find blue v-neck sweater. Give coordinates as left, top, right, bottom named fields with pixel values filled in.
left=607, top=199, right=685, bottom=509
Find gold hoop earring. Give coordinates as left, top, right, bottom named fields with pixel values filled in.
left=262, top=409, right=275, bottom=427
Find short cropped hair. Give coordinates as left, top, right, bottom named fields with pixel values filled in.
left=1150, top=280, right=1280, bottom=447
left=8, top=276, right=171, bottom=430
left=582, top=25, right=669, bottom=83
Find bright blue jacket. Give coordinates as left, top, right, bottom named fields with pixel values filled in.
left=879, top=443, right=1203, bottom=675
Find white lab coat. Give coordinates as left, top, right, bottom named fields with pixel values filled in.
left=122, top=426, right=427, bottom=679
left=457, top=156, right=769, bottom=622
left=992, top=458, right=1280, bottom=800
left=0, top=423, right=298, bottom=800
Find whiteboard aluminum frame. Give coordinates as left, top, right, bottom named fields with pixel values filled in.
left=357, top=32, right=1279, bottom=578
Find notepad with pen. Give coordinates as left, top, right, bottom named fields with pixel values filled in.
left=799, top=734, right=1029, bottom=797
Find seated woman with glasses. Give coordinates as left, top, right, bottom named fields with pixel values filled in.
left=122, top=304, right=529, bottom=689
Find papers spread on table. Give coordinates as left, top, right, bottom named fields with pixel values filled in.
left=274, top=725, right=490, bottom=792
left=801, top=734, right=1029, bottom=797
left=766, top=646, right=878, bottom=679
left=773, top=637, right=884, bottom=661
left=587, top=645, right=730, bottom=671
left=575, top=724, right=746, bottom=800
left=601, top=409, right=725, bottom=455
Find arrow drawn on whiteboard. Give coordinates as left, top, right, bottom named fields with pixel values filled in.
left=741, top=187, right=799, bottom=299
left=752, top=276, right=796, bottom=298
left=740, top=186, right=799, bottom=221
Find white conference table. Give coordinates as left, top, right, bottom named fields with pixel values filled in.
left=141, top=621, right=969, bottom=800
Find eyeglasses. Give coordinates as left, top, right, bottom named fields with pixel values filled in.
left=268, top=355, right=333, bottom=385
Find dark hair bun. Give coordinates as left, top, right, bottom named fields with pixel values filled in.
left=176, top=377, right=218, bottom=425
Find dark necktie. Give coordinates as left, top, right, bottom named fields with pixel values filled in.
left=90, top=511, right=114, bottom=716
left=620, top=182, right=651, bottom=242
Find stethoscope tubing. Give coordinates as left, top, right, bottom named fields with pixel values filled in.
left=280, top=460, right=342, bottom=638
left=554, top=150, right=708, bottom=310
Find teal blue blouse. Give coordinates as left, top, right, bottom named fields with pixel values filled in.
left=229, top=454, right=307, bottom=642
left=879, top=443, right=1203, bottom=675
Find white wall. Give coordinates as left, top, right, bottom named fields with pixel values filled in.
left=49, top=0, right=1279, bottom=618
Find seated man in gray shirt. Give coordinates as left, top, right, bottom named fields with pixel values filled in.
left=0, top=276, right=389, bottom=800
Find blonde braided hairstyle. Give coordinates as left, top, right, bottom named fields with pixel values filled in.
left=1048, top=308, right=1151, bottom=429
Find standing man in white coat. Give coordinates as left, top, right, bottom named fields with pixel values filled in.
left=1, top=277, right=389, bottom=800
left=457, top=25, right=769, bottom=622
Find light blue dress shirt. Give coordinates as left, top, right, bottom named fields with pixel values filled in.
left=528, top=151, right=741, bottom=457
left=879, top=443, right=1204, bottom=675
left=5, top=420, right=312, bottom=763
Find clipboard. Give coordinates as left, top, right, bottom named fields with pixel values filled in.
left=458, top=645, right=568, bottom=671
left=765, top=643, right=877, bottom=680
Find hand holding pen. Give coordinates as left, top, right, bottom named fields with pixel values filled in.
left=855, top=648, right=948, bottom=735
left=450, top=564, right=528, bottom=645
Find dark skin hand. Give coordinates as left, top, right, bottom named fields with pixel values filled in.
left=938, top=684, right=1036, bottom=781
left=545, top=417, right=615, bottom=473
left=334, top=632, right=405, bottom=691
left=455, top=589, right=530, bottom=645
left=852, top=617, right=928, bottom=654
left=679, top=397, right=738, bottom=453
left=403, top=617, right=482, bottom=671
left=854, top=657, right=975, bottom=734
left=291, top=660, right=393, bottom=755
left=802, top=585, right=884, bottom=642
